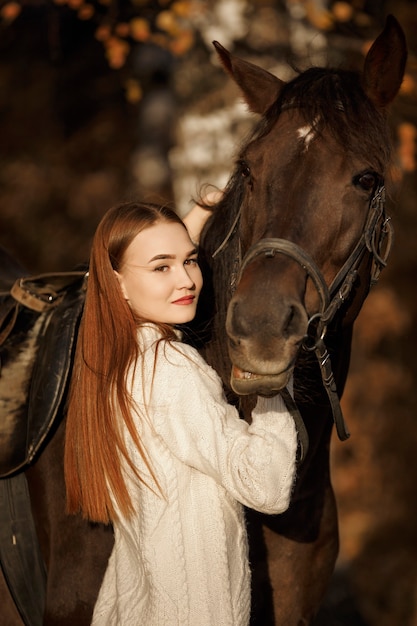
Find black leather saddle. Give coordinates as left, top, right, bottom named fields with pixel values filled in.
left=0, top=263, right=87, bottom=625
left=0, top=270, right=87, bottom=477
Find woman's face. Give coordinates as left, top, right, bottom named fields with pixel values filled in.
left=115, top=221, right=203, bottom=325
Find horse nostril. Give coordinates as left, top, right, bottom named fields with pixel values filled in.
left=283, top=305, right=304, bottom=339
left=229, top=337, right=240, bottom=349
left=229, top=301, right=252, bottom=338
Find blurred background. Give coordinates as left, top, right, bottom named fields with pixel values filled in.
left=0, top=1, right=416, bottom=624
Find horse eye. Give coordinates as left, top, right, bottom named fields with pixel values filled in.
left=354, top=172, right=379, bottom=192
left=238, top=160, right=251, bottom=179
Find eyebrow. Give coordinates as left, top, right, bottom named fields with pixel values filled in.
left=148, top=248, right=198, bottom=263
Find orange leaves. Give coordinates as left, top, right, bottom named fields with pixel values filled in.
left=0, top=2, right=21, bottom=22
left=156, top=10, right=178, bottom=34
left=169, top=28, right=194, bottom=55
left=1, top=0, right=201, bottom=71
left=124, top=78, right=143, bottom=104
left=128, top=3, right=196, bottom=56
left=104, top=36, right=131, bottom=69
left=78, top=3, right=95, bottom=20
left=91, top=1, right=199, bottom=70
left=94, top=1, right=198, bottom=67
left=398, top=122, right=417, bottom=173
left=130, top=17, right=151, bottom=42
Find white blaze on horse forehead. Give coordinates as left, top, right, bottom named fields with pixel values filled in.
left=297, top=122, right=316, bottom=149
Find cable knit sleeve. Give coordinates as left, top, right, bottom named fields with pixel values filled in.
left=132, top=336, right=298, bottom=515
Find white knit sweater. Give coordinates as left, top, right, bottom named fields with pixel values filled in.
left=92, top=325, right=297, bottom=626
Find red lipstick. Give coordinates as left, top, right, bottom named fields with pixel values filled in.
left=173, top=295, right=195, bottom=305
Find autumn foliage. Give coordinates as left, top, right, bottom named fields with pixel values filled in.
left=0, top=0, right=200, bottom=69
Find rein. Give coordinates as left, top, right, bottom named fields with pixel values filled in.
left=213, top=184, right=393, bottom=442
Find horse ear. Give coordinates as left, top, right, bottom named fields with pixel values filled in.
left=362, top=14, right=407, bottom=108
left=213, top=41, right=284, bottom=115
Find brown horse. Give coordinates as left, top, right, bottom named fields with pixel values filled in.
left=194, top=14, right=407, bottom=626
left=0, top=14, right=407, bottom=626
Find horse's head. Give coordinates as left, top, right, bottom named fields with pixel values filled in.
left=202, top=15, right=407, bottom=399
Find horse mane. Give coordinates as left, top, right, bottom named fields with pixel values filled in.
left=187, top=171, right=245, bottom=387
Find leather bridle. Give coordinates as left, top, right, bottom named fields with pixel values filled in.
left=212, top=184, right=393, bottom=444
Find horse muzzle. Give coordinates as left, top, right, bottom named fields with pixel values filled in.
left=230, top=364, right=293, bottom=396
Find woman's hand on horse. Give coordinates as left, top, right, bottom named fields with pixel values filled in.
left=183, top=190, right=224, bottom=243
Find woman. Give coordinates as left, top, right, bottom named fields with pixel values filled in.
left=64, top=201, right=298, bottom=626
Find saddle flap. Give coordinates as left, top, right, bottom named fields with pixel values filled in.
left=0, top=272, right=86, bottom=477
left=27, top=280, right=86, bottom=464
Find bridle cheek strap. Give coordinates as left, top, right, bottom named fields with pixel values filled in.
left=236, top=185, right=392, bottom=442
left=238, top=237, right=350, bottom=441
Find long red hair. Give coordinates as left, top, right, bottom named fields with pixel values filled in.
left=64, top=202, right=185, bottom=524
